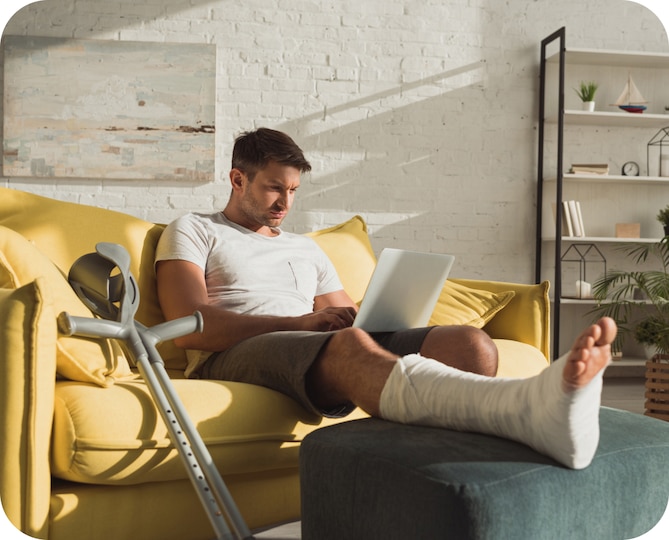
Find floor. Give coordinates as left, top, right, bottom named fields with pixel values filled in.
left=254, top=376, right=648, bottom=539
left=255, top=522, right=302, bottom=539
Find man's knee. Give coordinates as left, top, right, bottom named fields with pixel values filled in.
left=422, top=325, right=499, bottom=377
left=328, top=326, right=382, bottom=355
left=464, top=326, right=498, bottom=377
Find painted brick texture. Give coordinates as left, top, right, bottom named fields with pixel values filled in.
left=2, top=0, right=668, bottom=281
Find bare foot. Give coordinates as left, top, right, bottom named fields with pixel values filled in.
left=563, top=317, right=616, bottom=391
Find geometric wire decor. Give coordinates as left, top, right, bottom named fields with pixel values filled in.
left=560, top=243, right=606, bottom=299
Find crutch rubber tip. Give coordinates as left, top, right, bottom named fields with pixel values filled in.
left=57, top=312, right=74, bottom=336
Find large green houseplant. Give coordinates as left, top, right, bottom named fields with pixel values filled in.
left=591, top=238, right=669, bottom=355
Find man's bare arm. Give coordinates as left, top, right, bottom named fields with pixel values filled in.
left=313, top=289, right=359, bottom=312
left=156, top=259, right=357, bottom=352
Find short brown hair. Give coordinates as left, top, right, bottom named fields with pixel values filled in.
left=232, top=128, right=311, bottom=180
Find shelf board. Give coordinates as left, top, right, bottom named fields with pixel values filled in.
left=546, top=174, right=669, bottom=185
left=612, top=357, right=647, bottom=365
left=543, top=236, right=662, bottom=243
left=605, top=357, right=647, bottom=377
left=546, top=110, right=669, bottom=127
left=557, top=297, right=651, bottom=306
left=559, top=297, right=598, bottom=305
left=547, top=48, right=669, bottom=68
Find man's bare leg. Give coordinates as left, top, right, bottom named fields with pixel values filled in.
left=308, top=318, right=617, bottom=469
left=306, top=325, right=498, bottom=417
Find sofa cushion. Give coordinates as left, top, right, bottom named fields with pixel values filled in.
left=493, top=339, right=548, bottom=378
left=0, top=226, right=133, bottom=386
left=51, top=378, right=367, bottom=485
left=429, top=281, right=515, bottom=328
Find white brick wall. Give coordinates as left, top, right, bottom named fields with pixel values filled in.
left=2, top=0, right=668, bottom=281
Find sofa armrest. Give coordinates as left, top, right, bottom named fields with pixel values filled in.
left=0, top=279, right=57, bottom=538
left=451, top=279, right=551, bottom=361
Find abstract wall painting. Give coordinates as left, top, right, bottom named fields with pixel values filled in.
left=2, top=36, right=216, bottom=181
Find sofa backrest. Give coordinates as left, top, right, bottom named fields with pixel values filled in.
left=0, top=187, right=185, bottom=369
left=0, top=188, right=548, bottom=374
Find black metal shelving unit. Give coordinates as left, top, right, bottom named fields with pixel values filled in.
left=536, top=27, right=669, bottom=363
left=536, top=27, right=566, bottom=362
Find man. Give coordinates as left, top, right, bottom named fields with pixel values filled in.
left=156, top=127, right=616, bottom=470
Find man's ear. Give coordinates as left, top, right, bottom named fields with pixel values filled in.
left=230, top=168, right=245, bottom=191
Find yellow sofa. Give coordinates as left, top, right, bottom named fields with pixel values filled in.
left=0, top=187, right=550, bottom=540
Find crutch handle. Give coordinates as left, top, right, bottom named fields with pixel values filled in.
left=145, top=311, right=204, bottom=343
left=57, top=312, right=125, bottom=340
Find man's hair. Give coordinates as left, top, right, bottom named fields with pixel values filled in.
left=232, top=128, right=312, bottom=179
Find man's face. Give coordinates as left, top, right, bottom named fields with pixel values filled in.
left=231, top=161, right=301, bottom=232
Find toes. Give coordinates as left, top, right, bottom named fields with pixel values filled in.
left=596, top=317, right=617, bottom=346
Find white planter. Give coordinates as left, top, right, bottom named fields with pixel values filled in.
left=582, top=101, right=595, bottom=112
left=644, top=344, right=661, bottom=360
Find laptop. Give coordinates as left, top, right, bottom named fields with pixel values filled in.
left=352, top=248, right=455, bottom=332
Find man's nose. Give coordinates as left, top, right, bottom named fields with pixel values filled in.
left=278, top=191, right=292, bottom=208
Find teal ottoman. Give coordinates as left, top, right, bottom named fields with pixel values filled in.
left=300, top=407, right=669, bottom=540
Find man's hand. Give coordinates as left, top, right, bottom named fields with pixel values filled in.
left=297, top=306, right=357, bottom=332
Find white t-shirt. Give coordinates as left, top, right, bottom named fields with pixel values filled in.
left=155, top=212, right=344, bottom=375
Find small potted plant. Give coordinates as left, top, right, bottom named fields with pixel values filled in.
left=574, top=81, right=598, bottom=112
left=657, top=205, right=669, bottom=236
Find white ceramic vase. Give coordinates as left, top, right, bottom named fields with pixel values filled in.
left=644, top=344, right=660, bottom=360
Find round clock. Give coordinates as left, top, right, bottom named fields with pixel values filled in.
left=622, top=161, right=640, bottom=176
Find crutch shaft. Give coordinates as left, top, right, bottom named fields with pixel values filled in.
left=141, top=334, right=253, bottom=540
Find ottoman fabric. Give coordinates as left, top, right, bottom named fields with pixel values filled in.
left=300, top=407, right=669, bottom=540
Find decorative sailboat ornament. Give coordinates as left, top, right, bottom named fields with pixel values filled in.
left=613, top=74, right=648, bottom=113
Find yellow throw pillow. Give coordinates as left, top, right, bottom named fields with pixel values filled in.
left=306, top=216, right=377, bottom=305
left=429, top=280, right=515, bottom=328
left=0, top=226, right=133, bottom=386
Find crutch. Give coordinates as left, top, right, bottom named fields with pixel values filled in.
left=57, top=242, right=254, bottom=540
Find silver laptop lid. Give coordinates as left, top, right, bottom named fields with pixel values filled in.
left=352, top=248, right=455, bottom=332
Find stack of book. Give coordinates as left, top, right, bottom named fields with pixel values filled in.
left=553, top=200, right=586, bottom=237
left=569, top=163, right=609, bottom=175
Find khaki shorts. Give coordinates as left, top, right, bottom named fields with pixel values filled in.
left=199, top=327, right=433, bottom=417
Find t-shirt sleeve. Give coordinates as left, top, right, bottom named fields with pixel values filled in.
left=155, top=214, right=210, bottom=270
left=313, top=242, right=345, bottom=296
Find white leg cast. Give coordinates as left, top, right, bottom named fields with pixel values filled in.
left=378, top=353, right=603, bottom=469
